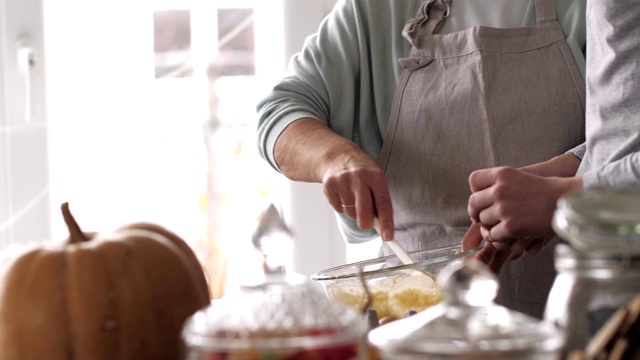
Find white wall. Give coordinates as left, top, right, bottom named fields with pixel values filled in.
left=0, top=0, right=50, bottom=247
left=278, top=0, right=343, bottom=277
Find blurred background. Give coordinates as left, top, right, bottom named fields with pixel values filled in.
left=0, top=0, right=380, bottom=297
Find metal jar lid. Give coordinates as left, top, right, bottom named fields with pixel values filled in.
left=552, top=189, right=640, bottom=255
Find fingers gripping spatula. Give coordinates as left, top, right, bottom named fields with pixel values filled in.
left=373, top=218, right=415, bottom=265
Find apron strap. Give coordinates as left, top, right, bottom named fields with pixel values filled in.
left=402, top=0, right=450, bottom=48
left=534, top=0, right=557, bottom=24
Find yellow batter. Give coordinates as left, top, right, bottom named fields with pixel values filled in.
left=327, top=274, right=442, bottom=319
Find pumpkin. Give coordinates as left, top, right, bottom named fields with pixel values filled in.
left=0, top=203, right=211, bottom=360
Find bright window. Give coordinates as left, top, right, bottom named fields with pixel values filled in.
left=45, top=0, right=285, bottom=297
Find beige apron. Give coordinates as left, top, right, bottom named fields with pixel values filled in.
left=378, top=0, right=585, bottom=318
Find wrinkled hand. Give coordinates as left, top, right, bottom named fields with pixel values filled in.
left=273, top=118, right=395, bottom=240
left=321, top=150, right=394, bottom=240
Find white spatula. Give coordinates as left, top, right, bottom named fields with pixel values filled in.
left=373, top=218, right=415, bottom=265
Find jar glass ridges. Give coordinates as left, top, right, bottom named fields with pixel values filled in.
left=182, top=273, right=368, bottom=359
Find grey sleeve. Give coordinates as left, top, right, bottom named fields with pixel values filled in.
left=583, top=153, right=640, bottom=189
left=336, top=213, right=379, bottom=244
left=579, top=0, right=640, bottom=189
left=567, top=143, right=586, bottom=159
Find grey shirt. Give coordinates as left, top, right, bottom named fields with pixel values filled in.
left=577, top=0, right=640, bottom=187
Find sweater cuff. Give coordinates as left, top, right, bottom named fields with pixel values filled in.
left=335, top=212, right=379, bottom=244
left=567, top=143, right=586, bottom=159
left=266, top=111, right=321, bottom=172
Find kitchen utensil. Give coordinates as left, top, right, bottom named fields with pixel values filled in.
left=373, top=217, right=414, bottom=265
left=575, top=292, right=640, bottom=359
left=373, top=218, right=434, bottom=279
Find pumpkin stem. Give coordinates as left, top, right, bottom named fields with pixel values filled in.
left=61, top=202, right=88, bottom=243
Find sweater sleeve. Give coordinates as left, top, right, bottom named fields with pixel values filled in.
left=579, top=0, right=640, bottom=189
left=256, top=0, right=362, bottom=172
left=583, top=154, right=640, bottom=188
left=255, top=0, right=411, bottom=244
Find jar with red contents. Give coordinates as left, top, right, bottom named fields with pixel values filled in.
left=181, top=205, right=369, bottom=360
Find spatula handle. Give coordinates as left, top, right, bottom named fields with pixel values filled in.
left=373, top=218, right=415, bottom=265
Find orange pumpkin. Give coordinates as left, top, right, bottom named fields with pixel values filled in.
left=0, top=203, right=210, bottom=360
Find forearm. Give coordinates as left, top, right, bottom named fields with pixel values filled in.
left=274, top=118, right=367, bottom=183
left=548, top=175, right=584, bottom=199
left=519, top=152, right=582, bottom=177
left=275, top=117, right=394, bottom=237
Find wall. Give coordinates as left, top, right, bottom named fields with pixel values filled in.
left=278, top=0, right=342, bottom=277
left=0, top=0, right=50, bottom=247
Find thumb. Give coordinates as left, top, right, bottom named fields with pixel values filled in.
left=461, top=222, right=483, bottom=251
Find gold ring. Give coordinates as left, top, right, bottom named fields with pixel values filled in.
left=341, top=204, right=355, bottom=208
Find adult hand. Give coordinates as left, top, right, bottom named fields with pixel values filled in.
left=467, top=166, right=579, bottom=241
left=463, top=159, right=582, bottom=273
left=274, top=118, right=395, bottom=239
left=461, top=223, right=509, bottom=273
left=466, top=154, right=582, bottom=240
left=321, top=148, right=394, bottom=239
left=461, top=222, right=552, bottom=273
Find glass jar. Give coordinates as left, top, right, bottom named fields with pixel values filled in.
left=545, top=189, right=640, bottom=355
left=181, top=272, right=368, bottom=360
left=368, top=260, right=564, bottom=359
left=181, top=204, right=369, bottom=359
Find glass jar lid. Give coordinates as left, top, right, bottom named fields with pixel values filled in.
left=553, top=189, right=640, bottom=254
left=368, top=260, right=563, bottom=357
